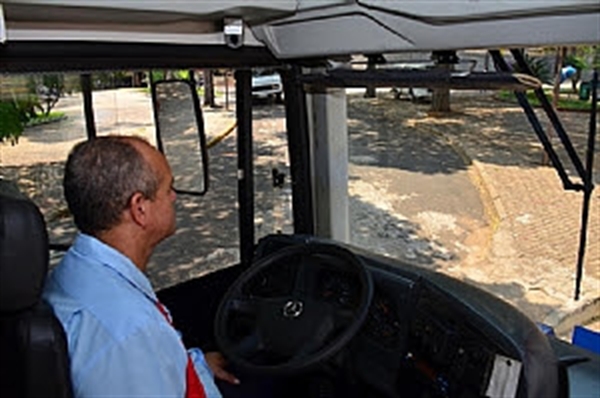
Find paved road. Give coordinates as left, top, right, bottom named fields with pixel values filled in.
left=424, top=94, right=600, bottom=335
left=346, top=96, right=489, bottom=269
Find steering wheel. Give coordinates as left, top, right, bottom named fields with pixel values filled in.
left=214, top=242, right=373, bottom=374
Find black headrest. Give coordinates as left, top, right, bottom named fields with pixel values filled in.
left=0, top=193, right=49, bottom=313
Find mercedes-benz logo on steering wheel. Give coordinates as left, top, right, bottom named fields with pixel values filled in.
left=282, top=300, right=304, bottom=318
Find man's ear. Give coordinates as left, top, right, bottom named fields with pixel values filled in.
left=128, top=192, right=148, bottom=227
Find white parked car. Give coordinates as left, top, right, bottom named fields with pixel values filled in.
left=252, top=68, right=283, bottom=103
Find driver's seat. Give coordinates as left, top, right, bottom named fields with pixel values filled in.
left=0, top=186, right=73, bottom=397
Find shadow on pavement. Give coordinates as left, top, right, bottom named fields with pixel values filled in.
left=348, top=93, right=598, bottom=181
left=348, top=97, right=469, bottom=175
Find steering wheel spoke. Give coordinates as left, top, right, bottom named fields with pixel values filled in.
left=233, top=331, right=265, bottom=359
left=229, top=296, right=290, bottom=316
left=292, top=256, right=318, bottom=298
left=229, top=297, right=261, bottom=316
left=333, top=308, right=356, bottom=328
left=215, top=241, right=373, bottom=374
left=295, top=313, right=335, bottom=360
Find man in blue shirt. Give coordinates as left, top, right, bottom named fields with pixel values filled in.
left=560, top=65, right=577, bottom=83
left=43, top=136, right=238, bottom=397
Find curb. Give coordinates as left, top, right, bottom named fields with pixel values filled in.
left=207, top=120, right=237, bottom=149
left=471, top=159, right=505, bottom=229
left=430, top=121, right=600, bottom=338
left=427, top=128, right=502, bottom=232
left=549, top=297, right=600, bottom=339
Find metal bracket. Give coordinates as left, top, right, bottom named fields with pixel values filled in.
left=299, top=68, right=541, bottom=91
left=490, top=50, right=585, bottom=191
left=432, top=50, right=459, bottom=65
left=492, top=49, right=597, bottom=300
left=511, top=49, right=588, bottom=187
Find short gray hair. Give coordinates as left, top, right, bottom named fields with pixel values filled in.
left=63, top=136, right=159, bottom=235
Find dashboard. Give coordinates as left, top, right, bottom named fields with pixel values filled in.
left=249, top=235, right=559, bottom=398
left=163, top=235, right=592, bottom=398
left=348, top=267, right=525, bottom=398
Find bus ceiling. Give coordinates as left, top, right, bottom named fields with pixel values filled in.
left=0, top=1, right=598, bottom=69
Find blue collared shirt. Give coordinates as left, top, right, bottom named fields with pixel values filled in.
left=43, top=234, right=222, bottom=398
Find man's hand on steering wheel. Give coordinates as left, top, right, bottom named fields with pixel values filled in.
left=204, top=351, right=240, bottom=385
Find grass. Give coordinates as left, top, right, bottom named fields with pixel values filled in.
left=25, top=112, right=67, bottom=127
left=496, top=90, right=597, bottom=112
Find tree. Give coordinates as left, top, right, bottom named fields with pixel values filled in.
left=0, top=101, right=24, bottom=145
left=565, top=50, right=586, bottom=93
left=552, top=47, right=567, bottom=109
left=563, top=46, right=599, bottom=94
left=203, top=69, right=216, bottom=107
left=26, top=73, right=65, bottom=116
left=430, top=51, right=457, bottom=114
left=363, top=54, right=384, bottom=98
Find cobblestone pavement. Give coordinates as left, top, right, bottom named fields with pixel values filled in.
left=388, top=93, right=600, bottom=336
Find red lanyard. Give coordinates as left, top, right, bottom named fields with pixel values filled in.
left=156, top=302, right=207, bottom=398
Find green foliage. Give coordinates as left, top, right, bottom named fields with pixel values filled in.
left=563, top=54, right=587, bottom=90
left=13, top=95, right=42, bottom=122
left=25, top=111, right=66, bottom=127
left=43, top=74, right=65, bottom=94
left=63, top=75, right=81, bottom=94
left=27, top=74, right=65, bottom=95
left=0, top=73, right=73, bottom=145
left=92, top=71, right=133, bottom=90
left=150, top=70, right=192, bottom=82
left=512, top=54, right=552, bottom=85
left=174, top=70, right=191, bottom=80
left=0, top=101, right=24, bottom=145
left=26, top=73, right=65, bottom=115
left=151, top=70, right=166, bottom=82
left=565, top=54, right=587, bottom=71
left=580, top=46, right=600, bottom=69
left=497, top=90, right=595, bottom=112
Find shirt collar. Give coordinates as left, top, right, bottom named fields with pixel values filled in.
left=70, top=233, right=157, bottom=302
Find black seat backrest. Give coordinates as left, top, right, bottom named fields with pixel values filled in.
left=0, top=187, right=73, bottom=398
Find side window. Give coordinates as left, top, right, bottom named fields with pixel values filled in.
left=150, top=69, right=241, bottom=287
left=0, top=70, right=242, bottom=289
left=251, top=69, right=293, bottom=241
left=1, top=73, right=86, bottom=265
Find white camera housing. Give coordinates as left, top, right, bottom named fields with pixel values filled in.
left=224, top=18, right=244, bottom=49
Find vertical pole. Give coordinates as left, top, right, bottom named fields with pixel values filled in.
left=491, top=50, right=580, bottom=190
left=511, top=49, right=587, bottom=179
left=80, top=74, right=96, bottom=140
left=149, top=70, right=164, bottom=152
left=552, top=47, right=566, bottom=110
left=225, top=71, right=230, bottom=111
left=235, top=70, right=254, bottom=266
left=575, top=69, right=597, bottom=300
left=281, top=66, right=314, bottom=235
left=308, top=86, right=349, bottom=242
left=364, top=55, right=377, bottom=98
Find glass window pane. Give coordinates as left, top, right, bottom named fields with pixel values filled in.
left=251, top=71, right=293, bottom=241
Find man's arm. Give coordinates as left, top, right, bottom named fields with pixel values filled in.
left=75, top=325, right=187, bottom=397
